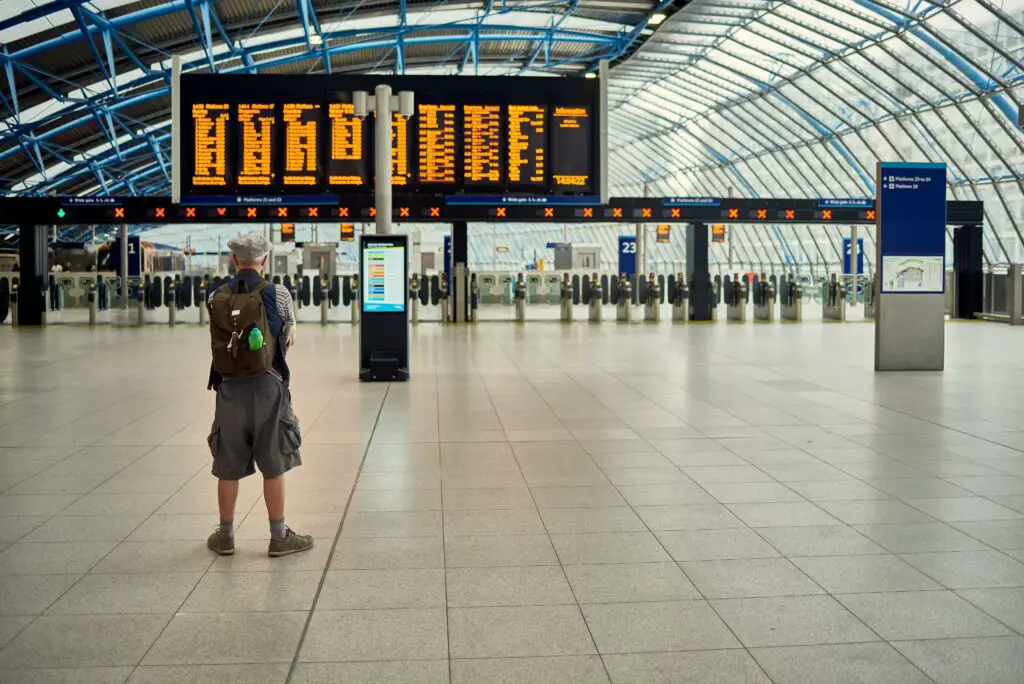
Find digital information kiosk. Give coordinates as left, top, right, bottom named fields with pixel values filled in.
left=359, top=234, right=409, bottom=381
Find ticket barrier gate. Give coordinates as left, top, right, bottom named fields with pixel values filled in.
left=560, top=274, right=573, bottom=323
left=672, top=275, right=690, bottom=322
left=644, top=273, right=661, bottom=323
left=514, top=273, right=527, bottom=323
left=779, top=276, right=802, bottom=322
left=616, top=275, right=633, bottom=323
left=409, top=274, right=421, bottom=324
left=350, top=274, right=360, bottom=325
left=527, top=274, right=545, bottom=305
left=753, top=275, right=775, bottom=323
left=725, top=276, right=748, bottom=322
left=589, top=274, right=603, bottom=323
left=439, top=274, right=450, bottom=324
left=823, top=274, right=846, bottom=322
left=863, top=278, right=877, bottom=319
left=470, top=273, right=479, bottom=323
left=320, top=277, right=330, bottom=326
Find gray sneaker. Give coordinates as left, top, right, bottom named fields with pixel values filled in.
left=268, top=528, right=314, bottom=557
left=207, top=530, right=235, bottom=556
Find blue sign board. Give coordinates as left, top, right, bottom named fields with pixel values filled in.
left=877, top=162, right=946, bottom=294
left=664, top=197, right=720, bottom=207
left=819, top=198, right=873, bottom=209
left=618, top=236, right=637, bottom=280
left=112, top=236, right=141, bottom=278
left=445, top=195, right=601, bottom=206
left=843, top=237, right=864, bottom=275
left=182, top=195, right=338, bottom=205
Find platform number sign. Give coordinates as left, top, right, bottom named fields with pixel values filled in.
left=618, top=236, right=637, bottom=281
left=113, top=236, right=142, bottom=277
left=843, top=237, right=864, bottom=275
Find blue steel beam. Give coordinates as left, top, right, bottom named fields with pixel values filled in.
left=2, top=23, right=619, bottom=156
left=852, top=0, right=1019, bottom=123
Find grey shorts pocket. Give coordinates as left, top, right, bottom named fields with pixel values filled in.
left=207, top=427, right=221, bottom=457
left=280, top=418, right=301, bottom=456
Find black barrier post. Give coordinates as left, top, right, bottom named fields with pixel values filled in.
left=953, top=224, right=983, bottom=319
left=17, top=224, right=48, bottom=326
left=686, top=223, right=711, bottom=321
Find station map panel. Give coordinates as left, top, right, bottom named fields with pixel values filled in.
left=180, top=75, right=599, bottom=196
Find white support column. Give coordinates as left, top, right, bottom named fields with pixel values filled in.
left=374, top=84, right=393, bottom=235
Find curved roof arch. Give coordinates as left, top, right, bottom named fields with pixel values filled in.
left=607, top=0, right=1024, bottom=265
left=1, top=0, right=1022, bottom=267
left=0, top=0, right=676, bottom=198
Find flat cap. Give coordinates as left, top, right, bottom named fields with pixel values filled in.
left=227, top=233, right=273, bottom=261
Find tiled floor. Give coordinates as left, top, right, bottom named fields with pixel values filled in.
left=2, top=319, right=1024, bottom=683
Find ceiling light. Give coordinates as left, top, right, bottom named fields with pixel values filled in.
left=584, top=72, right=596, bottom=79
left=309, top=33, right=323, bottom=46
left=649, top=12, right=666, bottom=25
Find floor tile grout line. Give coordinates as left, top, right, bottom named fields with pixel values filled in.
left=477, top=352, right=655, bottom=684
left=283, top=382, right=391, bottom=684
left=600, top=464, right=779, bottom=683
left=738, top=516, right=942, bottom=683
left=0, top=444, right=207, bottom=667
left=472, top=349, right=614, bottom=682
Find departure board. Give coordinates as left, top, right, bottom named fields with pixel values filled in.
left=551, top=105, right=592, bottom=191
left=391, top=112, right=411, bottom=186
left=237, top=103, right=276, bottom=187
left=417, top=103, right=457, bottom=184
left=327, top=100, right=367, bottom=187
left=190, top=103, right=230, bottom=187
left=180, top=74, right=600, bottom=196
left=463, top=104, right=502, bottom=184
left=282, top=102, right=320, bottom=186
left=508, top=104, right=546, bottom=186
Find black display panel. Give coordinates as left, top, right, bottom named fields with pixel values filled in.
left=326, top=94, right=369, bottom=189
left=236, top=103, right=277, bottom=188
left=551, top=104, right=592, bottom=192
left=180, top=74, right=599, bottom=196
left=189, top=102, right=231, bottom=188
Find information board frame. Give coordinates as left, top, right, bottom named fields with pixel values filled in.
left=359, top=233, right=410, bottom=382
left=361, top=239, right=408, bottom=314
left=179, top=74, right=600, bottom=198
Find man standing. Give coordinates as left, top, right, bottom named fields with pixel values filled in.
left=205, top=234, right=313, bottom=558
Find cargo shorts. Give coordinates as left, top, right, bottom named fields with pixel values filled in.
left=208, top=373, right=302, bottom=480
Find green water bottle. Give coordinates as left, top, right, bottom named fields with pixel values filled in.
left=247, top=327, right=264, bottom=351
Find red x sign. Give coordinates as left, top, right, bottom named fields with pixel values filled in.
left=429, top=207, right=440, bottom=217
left=496, top=207, right=506, bottom=217
left=399, top=207, right=410, bottom=218
left=307, top=207, right=319, bottom=218
left=583, top=208, right=593, bottom=218
left=641, top=208, right=652, bottom=218
left=246, top=207, right=257, bottom=218
left=216, top=207, right=226, bottom=217
left=339, top=207, right=349, bottom=217
left=543, top=208, right=554, bottom=217
left=822, top=209, right=832, bottom=220
left=785, top=209, right=795, bottom=219
left=756, top=209, right=767, bottom=219
left=277, top=207, right=288, bottom=218
left=612, top=208, right=622, bottom=218
left=185, top=207, right=196, bottom=218
left=866, top=210, right=876, bottom=220
left=154, top=207, right=165, bottom=219
left=114, top=207, right=125, bottom=218
left=369, top=207, right=376, bottom=217
left=670, top=208, right=681, bottom=218
left=728, top=208, right=739, bottom=219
